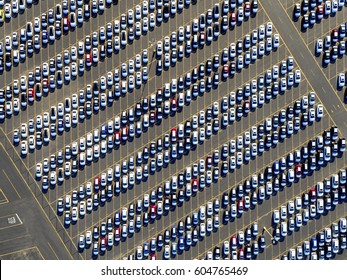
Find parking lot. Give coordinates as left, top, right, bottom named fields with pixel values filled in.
left=0, top=0, right=347, bottom=260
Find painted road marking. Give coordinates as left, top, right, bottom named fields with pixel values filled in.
left=2, top=170, right=21, bottom=199
left=0, top=189, right=9, bottom=205
left=0, top=213, right=23, bottom=231
left=0, top=246, right=44, bottom=260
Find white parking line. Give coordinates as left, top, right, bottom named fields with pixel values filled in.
left=15, top=213, right=23, bottom=225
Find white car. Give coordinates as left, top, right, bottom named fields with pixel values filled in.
left=316, top=104, right=324, bottom=119
left=281, top=221, right=287, bottom=237
left=21, top=141, right=28, bottom=156
left=315, top=39, right=323, bottom=54
left=337, top=73, right=345, bottom=88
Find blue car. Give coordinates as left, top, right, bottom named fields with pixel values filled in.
left=273, top=161, right=280, bottom=175
left=311, top=237, right=318, bottom=251
left=114, top=211, right=120, bottom=227
left=178, top=236, right=185, bottom=250
left=171, top=242, right=177, bottom=256
left=143, top=242, right=149, bottom=257
left=100, top=125, right=107, bottom=139
left=171, top=226, right=177, bottom=240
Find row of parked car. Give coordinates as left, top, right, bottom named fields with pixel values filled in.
left=0, top=0, right=36, bottom=23
left=315, top=25, right=347, bottom=64
left=0, top=0, right=257, bottom=112
left=62, top=100, right=321, bottom=223
left=297, top=0, right=347, bottom=29
left=284, top=216, right=347, bottom=260
left=7, top=1, right=257, bottom=139
left=9, top=0, right=259, bottom=137
left=0, top=0, right=118, bottom=71
left=204, top=127, right=345, bottom=260
left=70, top=99, right=324, bottom=258
left=155, top=3, right=261, bottom=71
left=272, top=150, right=346, bottom=242
left=1, top=0, right=193, bottom=121
left=63, top=100, right=314, bottom=225
left=57, top=93, right=319, bottom=215
left=50, top=57, right=302, bottom=192
left=135, top=124, right=338, bottom=260
left=41, top=57, right=293, bottom=191
left=33, top=32, right=279, bottom=188
left=14, top=23, right=276, bottom=149
left=273, top=168, right=347, bottom=225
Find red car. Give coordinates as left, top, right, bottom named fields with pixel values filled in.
left=230, top=12, right=236, bottom=27
left=206, top=156, right=212, bottom=169
left=149, top=110, right=156, bottom=124
left=114, top=228, right=120, bottom=242
left=295, top=164, right=302, bottom=178
left=231, top=235, right=237, bottom=250
left=63, top=18, right=70, bottom=31
left=86, top=53, right=92, bottom=67
left=28, top=88, right=35, bottom=102
left=222, top=64, right=229, bottom=78
left=238, top=248, right=244, bottom=260
left=310, top=188, right=317, bottom=202
left=171, top=97, right=177, bottom=112
left=94, top=176, right=100, bottom=192
left=114, top=131, right=120, bottom=145
left=316, top=5, right=323, bottom=19
left=171, top=127, right=177, bottom=143
left=192, top=179, right=198, bottom=193
left=244, top=2, right=251, bottom=16
left=150, top=205, right=156, bottom=219
left=331, top=28, right=339, bottom=43
left=150, top=253, right=157, bottom=260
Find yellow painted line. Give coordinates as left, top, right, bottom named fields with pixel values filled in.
left=2, top=170, right=21, bottom=199
left=0, top=223, right=22, bottom=231
left=35, top=246, right=45, bottom=260
left=0, top=246, right=43, bottom=259
left=0, top=140, right=76, bottom=260
left=0, top=234, right=31, bottom=244
left=0, top=189, right=9, bottom=205
left=47, top=242, right=59, bottom=260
